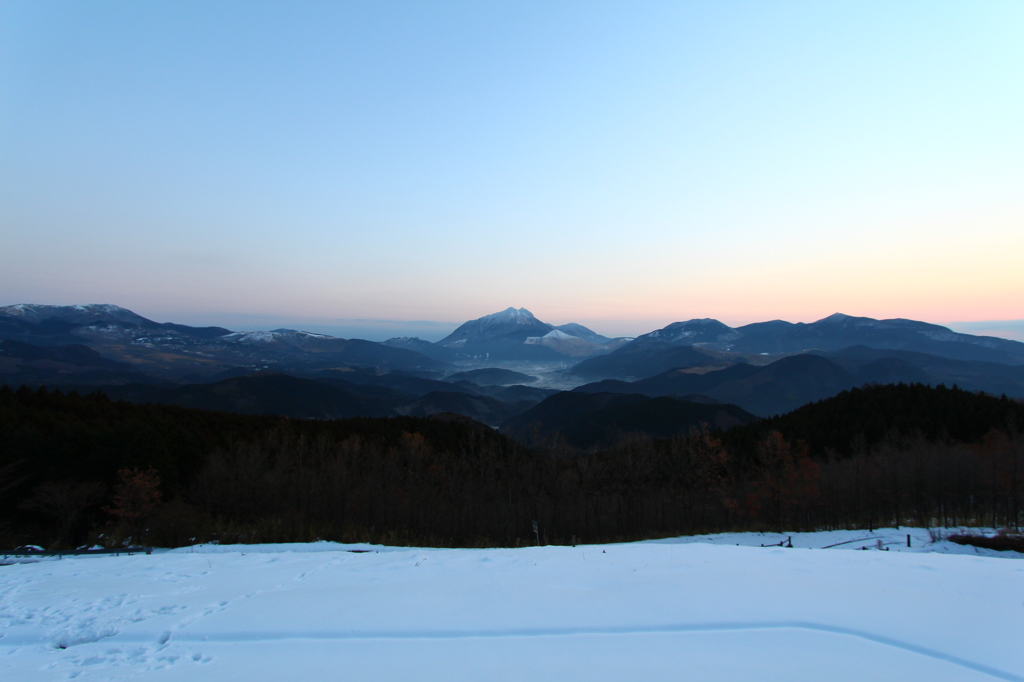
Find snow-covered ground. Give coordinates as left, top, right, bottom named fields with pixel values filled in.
left=1, top=529, right=1021, bottom=681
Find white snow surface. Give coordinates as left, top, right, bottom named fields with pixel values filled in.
left=1, top=529, right=1021, bottom=681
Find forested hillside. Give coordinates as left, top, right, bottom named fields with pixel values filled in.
left=1, top=384, right=1021, bottom=549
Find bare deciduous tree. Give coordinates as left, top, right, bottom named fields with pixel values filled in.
left=20, top=480, right=106, bottom=545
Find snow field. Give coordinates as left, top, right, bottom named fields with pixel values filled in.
left=1, top=530, right=1021, bottom=681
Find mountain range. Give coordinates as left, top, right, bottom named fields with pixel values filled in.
left=2, top=302, right=1023, bottom=438
left=0, top=304, right=445, bottom=383
left=571, top=313, right=1024, bottom=381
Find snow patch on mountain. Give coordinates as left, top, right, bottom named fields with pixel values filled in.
left=553, top=323, right=612, bottom=344
left=0, top=303, right=150, bottom=326
left=221, top=330, right=334, bottom=344
left=634, top=319, right=741, bottom=346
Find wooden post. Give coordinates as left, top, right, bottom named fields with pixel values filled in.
left=907, top=534, right=911, bottom=548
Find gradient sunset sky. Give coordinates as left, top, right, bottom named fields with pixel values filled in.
left=2, top=1, right=1022, bottom=340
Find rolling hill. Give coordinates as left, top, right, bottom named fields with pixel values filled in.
left=501, top=391, right=757, bottom=449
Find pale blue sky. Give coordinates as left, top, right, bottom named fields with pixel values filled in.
left=2, top=1, right=1022, bottom=340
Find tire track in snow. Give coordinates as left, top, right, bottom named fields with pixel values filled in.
left=154, top=621, right=1022, bottom=682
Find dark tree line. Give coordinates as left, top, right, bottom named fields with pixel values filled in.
left=1, top=383, right=1021, bottom=549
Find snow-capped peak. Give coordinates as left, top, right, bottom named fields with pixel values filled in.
left=482, top=307, right=540, bottom=325
left=437, top=307, right=554, bottom=347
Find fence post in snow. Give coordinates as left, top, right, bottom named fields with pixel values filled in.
left=907, top=534, right=911, bottom=548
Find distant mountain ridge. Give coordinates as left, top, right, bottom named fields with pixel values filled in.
left=0, top=303, right=232, bottom=345
left=632, top=318, right=741, bottom=347
left=5, top=303, right=1024, bottom=410
left=0, top=303, right=446, bottom=383
left=574, top=354, right=861, bottom=417
left=737, top=313, right=1024, bottom=362
left=8, top=302, right=1024, bottom=441
left=1, top=303, right=162, bottom=327
left=574, top=347, right=1024, bottom=417
left=572, top=312, right=1024, bottom=381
